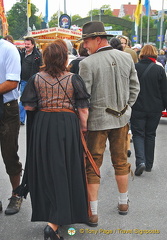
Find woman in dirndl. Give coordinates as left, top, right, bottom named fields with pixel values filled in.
left=19, top=39, right=90, bottom=240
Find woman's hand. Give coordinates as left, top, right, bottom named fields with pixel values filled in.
left=77, top=108, right=89, bottom=132
left=24, top=106, right=36, bottom=111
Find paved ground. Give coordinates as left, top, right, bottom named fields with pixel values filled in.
left=0, top=118, right=167, bottom=240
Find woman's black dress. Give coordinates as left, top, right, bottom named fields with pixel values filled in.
left=20, top=72, right=90, bottom=225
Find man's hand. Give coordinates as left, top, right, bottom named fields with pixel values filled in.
left=0, top=80, right=19, bottom=95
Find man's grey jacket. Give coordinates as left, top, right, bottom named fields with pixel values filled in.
left=79, top=47, right=140, bottom=131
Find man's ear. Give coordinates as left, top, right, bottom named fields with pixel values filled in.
left=96, top=36, right=102, bottom=44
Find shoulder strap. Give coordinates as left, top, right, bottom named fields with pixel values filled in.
left=140, top=62, right=155, bottom=80
left=55, top=74, right=77, bottom=113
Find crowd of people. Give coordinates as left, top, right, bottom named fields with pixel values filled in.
left=0, top=21, right=167, bottom=240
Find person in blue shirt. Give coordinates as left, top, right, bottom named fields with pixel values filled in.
left=0, top=38, right=22, bottom=215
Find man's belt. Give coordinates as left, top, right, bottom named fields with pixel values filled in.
left=105, top=105, right=128, bottom=117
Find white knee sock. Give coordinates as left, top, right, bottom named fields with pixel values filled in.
left=118, top=191, right=128, bottom=204
left=90, top=200, right=98, bottom=215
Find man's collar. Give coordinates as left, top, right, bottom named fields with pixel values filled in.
left=96, top=46, right=113, bottom=53
left=25, top=50, right=33, bottom=56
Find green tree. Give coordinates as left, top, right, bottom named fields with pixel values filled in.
left=163, top=15, right=167, bottom=34
left=49, top=11, right=63, bottom=27
left=49, top=12, right=81, bottom=27
left=88, top=9, right=100, bottom=17
left=141, top=15, right=155, bottom=28
left=87, top=5, right=112, bottom=17
left=100, top=5, right=112, bottom=16
left=7, top=0, right=41, bottom=39
left=49, top=12, right=58, bottom=27
left=71, top=14, right=82, bottom=22
left=122, top=15, right=132, bottom=21
left=137, top=16, right=157, bottom=43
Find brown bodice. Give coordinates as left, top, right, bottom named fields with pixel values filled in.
left=34, top=72, right=75, bottom=111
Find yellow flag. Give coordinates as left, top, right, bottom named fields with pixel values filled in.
left=27, top=0, right=31, bottom=18
left=134, top=0, right=142, bottom=25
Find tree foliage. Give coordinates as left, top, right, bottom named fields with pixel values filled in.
left=6, top=1, right=162, bottom=46
left=49, top=11, right=63, bottom=28
left=122, top=15, right=132, bottom=21
left=49, top=12, right=81, bottom=27
left=137, top=16, right=158, bottom=43
left=71, top=14, right=82, bottom=22
left=7, top=0, right=41, bottom=39
left=140, top=15, right=155, bottom=28
left=164, top=15, right=167, bottom=34
left=88, top=9, right=100, bottom=17
left=87, top=5, right=112, bottom=17
left=100, top=5, right=112, bottom=16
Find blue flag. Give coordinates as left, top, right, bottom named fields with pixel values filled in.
left=144, top=0, right=150, bottom=16
left=45, top=0, right=48, bottom=23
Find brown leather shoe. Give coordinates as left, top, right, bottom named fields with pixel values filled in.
left=86, top=214, right=98, bottom=227
left=118, top=202, right=129, bottom=215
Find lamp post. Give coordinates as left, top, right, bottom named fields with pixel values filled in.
left=146, top=2, right=150, bottom=43
left=91, top=0, right=92, bottom=21
left=27, top=0, right=31, bottom=35
left=64, top=0, right=67, bottom=14
left=159, top=0, right=165, bottom=49
left=99, top=7, right=108, bottom=21
left=140, top=12, right=143, bottom=45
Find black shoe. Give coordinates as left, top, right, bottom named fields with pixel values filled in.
left=0, top=201, right=2, bottom=212
left=135, top=163, right=145, bottom=176
left=44, top=225, right=64, bottom=240
left=20, top=121, right=25, bottom=126
left=127, top=150, right=131, bottom=157
left=5, top=196, right=23, bottom=215
left=145, top=168, right=152, bottom=172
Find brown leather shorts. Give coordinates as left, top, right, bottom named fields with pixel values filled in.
left=86, top=124, right=131, bottom=184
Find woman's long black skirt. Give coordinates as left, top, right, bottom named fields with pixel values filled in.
left=26, top=111, right=88, bottom=225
